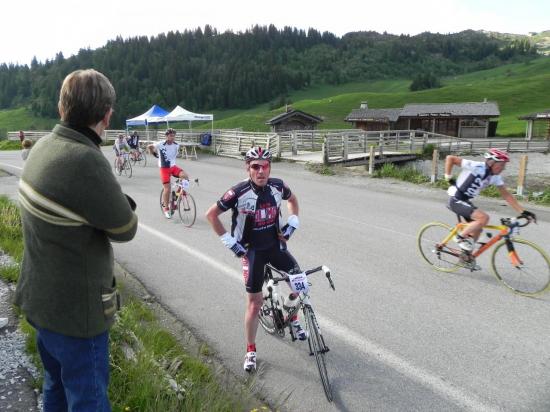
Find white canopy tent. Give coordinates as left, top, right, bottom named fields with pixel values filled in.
left=149, top=105, right=214, bottom=136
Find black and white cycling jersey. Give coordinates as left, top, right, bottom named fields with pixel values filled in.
left=154, top=141, right=180, bottom=168
left=217, top=178, right=292, bottom=250
left=448, top=159, right=504, bottom=201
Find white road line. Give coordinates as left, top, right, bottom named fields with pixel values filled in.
left=138, top=221, right=498, bottom=412
left=0, top=162, right=23, bottom=171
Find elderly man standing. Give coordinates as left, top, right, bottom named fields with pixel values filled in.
left=15, top=69, right=138, bottom=412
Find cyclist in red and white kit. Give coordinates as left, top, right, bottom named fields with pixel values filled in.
left=148, top=128, right=190, bottom=218
left=206, top=147, right=306, bottom=372
left=445, top=148, right=536, bottom=251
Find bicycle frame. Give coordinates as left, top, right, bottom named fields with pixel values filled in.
left=440, top=222, right=522, bottom=265
left=263, top=264, right=334, bottom=337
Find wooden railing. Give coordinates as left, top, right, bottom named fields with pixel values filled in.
left=7, top=131, right=50, bottom=141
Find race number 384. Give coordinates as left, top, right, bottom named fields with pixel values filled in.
left=289, top=272, right=309, bottom=294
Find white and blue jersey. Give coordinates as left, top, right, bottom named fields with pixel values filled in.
left=448, top=159, right=504, bottom=201
left=154, top=141, right=180, bottom=168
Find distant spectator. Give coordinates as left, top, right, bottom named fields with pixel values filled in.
left=18, top=130, right=25, bottom=143
left=21, top=139, right=33, bottom=161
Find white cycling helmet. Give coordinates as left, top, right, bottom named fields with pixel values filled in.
left=245, top=146, right=272, bottom=162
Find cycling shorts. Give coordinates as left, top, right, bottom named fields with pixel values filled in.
left=447, top=197, right=477, bottom=222
left=160, top=166, right=183, bottom=184
left=242, top=246, right=300, bottom=293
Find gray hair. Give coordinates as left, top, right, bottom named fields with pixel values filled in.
left=58, top=69, right=116, bottom=127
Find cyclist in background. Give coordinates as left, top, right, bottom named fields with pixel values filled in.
left=148, top=128, right=189, bottom=219
left=445, top=148, right=536, bottom=251
left=205, top=146, right=305, bottom=373
left=113, top=133, right=130, bottom=171
left=127, top=130, right=141, bottom=162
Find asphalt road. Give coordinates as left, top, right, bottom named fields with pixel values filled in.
left=2, top=148, right=550, bottom=412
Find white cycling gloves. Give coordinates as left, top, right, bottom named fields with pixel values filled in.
left=220, top=232, right=246, bottom=257
left=281, top=214, right=299, bottom=240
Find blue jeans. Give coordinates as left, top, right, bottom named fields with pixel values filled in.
left=35, top=326, right=111, bottom=412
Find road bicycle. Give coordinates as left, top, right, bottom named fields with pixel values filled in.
left=417, top=215, right=550, bottom=296
left=159, top=178, right=198, bottom=227
left=258, top=263, right=336, bottom=402
left=130, top=147, right=147, bottom=167
left=114, top=152, right=132, bottom=178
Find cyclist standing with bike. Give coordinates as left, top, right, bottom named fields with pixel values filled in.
left=205, top=147, right=306, bottom=372
left=444, top=148, right=536, bottom=251
left=113, top=133, right=130, bottom=171
left=127, top=130, right=141, bottom=161
left=148, top=128, right=190, bottom=219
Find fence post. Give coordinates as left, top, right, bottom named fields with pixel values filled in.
left=368, top=145, right=375, bottom=175
left=322, top=137, right=329, bottom=166
left=343, top=136, right=349, bottom=160
left=276, top=134, right=282, bottom=158
left=507, top=140, right=511, bottom=152
left=517, top=155, right=528, bottom=197
left=378, top=143, right=384, bottom=158
left=291, top=131, right=297, bottom=155
left=431, top=149, right=439, bottom=183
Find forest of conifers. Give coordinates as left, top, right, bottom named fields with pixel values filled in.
left=0, top=25, right=537, bottom=127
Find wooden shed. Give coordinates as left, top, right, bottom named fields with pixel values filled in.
left=346, top=100, right=500, bottom=138
left=266, top=108, right=323, bottom=133
left=518, top=110, right=550, bottom=140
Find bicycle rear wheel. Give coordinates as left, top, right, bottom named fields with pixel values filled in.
left=491, top=238, right=550, bottom=296
left=159, top=188, right=175, bottom=216
left=303, top=305, right=332, bottom=402
left=417, top=222, right=462, bottom=272
left=178, top=193, right=196, bottom=227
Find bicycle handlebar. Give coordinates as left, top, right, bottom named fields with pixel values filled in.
left=501, top=216, right=531, bottom=228
left=266, top=264, right=335, bottom=291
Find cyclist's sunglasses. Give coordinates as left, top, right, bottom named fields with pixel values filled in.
left=249, top=163, right=270, bottom=171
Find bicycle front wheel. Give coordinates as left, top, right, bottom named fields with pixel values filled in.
left=417, top=222, right=462, bottom=272
left=491, top=238, right=550, bottom=296
left=123, top=160, right=132, bottom=178
left=139, top=151, right=147, bottom=167
left=303, top=305, right=332, bottom=402
left=114, top=158, right=122, bottom=176
left=178, top=193, right=196, bottom=227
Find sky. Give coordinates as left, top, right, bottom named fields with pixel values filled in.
left=2, top=0, right=549, bottom=66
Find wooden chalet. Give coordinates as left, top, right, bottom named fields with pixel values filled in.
left=266, top=108, right=323, bottom=133
left=518, top=109, right=550, bottom=140
left=346, top=100, right=500, bottom=138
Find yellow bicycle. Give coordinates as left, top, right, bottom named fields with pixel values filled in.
left=417, top=215, right=550, bottom=296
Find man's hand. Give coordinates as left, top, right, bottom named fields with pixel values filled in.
left=220, top=233, right=247, bottom=257
left=280, top=215, right=299, bottom=241
left=520, top=210, right=537, bottom=223
left=445, top=174, right=456, bottom=186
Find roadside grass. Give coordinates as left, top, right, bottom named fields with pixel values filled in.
left=0, top=196, right=265, bottom=412
left=373, top=163, right=430, bottom=184
left=0, top=196, right=23, bottom=282
left=0, top=140, right=23, bottom=150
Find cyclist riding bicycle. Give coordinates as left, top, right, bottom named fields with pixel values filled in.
left=445, top=148, right=536, bottom=251
left=113, top=133, right=130, bottom=170
left=127, top=130, right=141, bottom=160
left=206, top=146, right=306, bottom=372
left=148, top=128, right=190, bottom=219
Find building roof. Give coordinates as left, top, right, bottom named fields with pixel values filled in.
left=400, top=102, right=500, bottom=117
left=518, top=109, right=550, bottom=120
left=266, top=109, right=323, bottom=125
left=345, top=108, right=402, bottom=122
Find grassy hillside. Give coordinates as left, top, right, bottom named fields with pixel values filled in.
left=1, top=58, right=549, bottom=137
left=215, top=57, right=550, bottom=136
left=0, top=107, right=56, bottom=138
